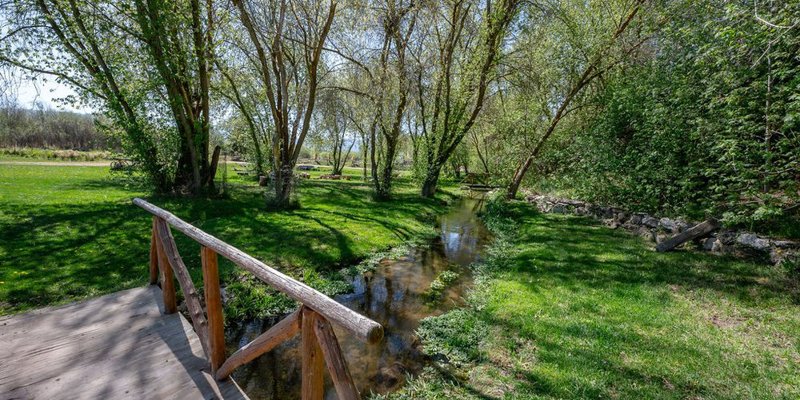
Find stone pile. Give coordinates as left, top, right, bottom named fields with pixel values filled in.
left=524, top=193, right=798, bottom=266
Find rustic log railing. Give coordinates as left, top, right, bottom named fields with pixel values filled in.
left=134, top=198, right=382, bottom=400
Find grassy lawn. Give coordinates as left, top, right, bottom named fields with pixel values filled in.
left=389, top=200, right=800, bottom=399
left=0, top=163, right=455, bottom=316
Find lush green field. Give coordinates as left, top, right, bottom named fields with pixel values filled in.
left=387, top=200, right=800, bottom=400
left=0, top=163, right=454, bottom=316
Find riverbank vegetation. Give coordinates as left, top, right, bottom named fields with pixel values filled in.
left=386, top=198, right=800, bottom=399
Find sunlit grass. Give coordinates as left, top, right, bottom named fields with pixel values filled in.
left=389, top=201, right=800, bottom=400
left=0, top=163, right=455, bottom=315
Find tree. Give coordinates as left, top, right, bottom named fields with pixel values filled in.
left=214, top=57, right=273, bottom=175
left=318, top=91, right=355, bottom=175
left=505, top=0, right=647, bottom=199
left=332, top=0, right=418, bottom=199
left=412, top=0, right=520, bottom=197
left=230, top=0, right=336, bottom=207
left=1, top=0, right=218, bottom=193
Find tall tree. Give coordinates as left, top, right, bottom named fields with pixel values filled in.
left=331, top=0, right=418, bottom=199
left=318, top=91, right=355, bottom=175
left=505, top=0, right=647, bottom=199
left=230, top=0, right=336, bottom=207
left=1, top=0, right=218, bottom=193
left=412, top=0, right=520, bottom=197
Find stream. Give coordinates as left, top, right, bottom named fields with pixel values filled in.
left=226, top=196, right=491, bottom=399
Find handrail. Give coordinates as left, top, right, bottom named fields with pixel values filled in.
left=133, top=197, right=383, bottom=344
left=137, top=197, right=378, bottom=399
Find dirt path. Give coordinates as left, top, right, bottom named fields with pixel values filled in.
left=0, top=160, right=109, bottom=167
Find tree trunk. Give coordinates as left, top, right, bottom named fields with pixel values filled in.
left=421, top=166, right=441, bottom=198
left=507, top=155, right=533, bottom=199
left=272, top=163, right=295, bottom=208
left=656, top=219, right=720, bottom=252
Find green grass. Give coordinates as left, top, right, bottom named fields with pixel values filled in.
left=386, top=200, right=800, bottom=400
left=0, top=163, right=455, bottom=316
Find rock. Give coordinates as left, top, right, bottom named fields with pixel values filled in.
left=676, top=221, right=690, bottom=232
left=773, top=240, right=798, bottom=249
left=551, top=203, right=570, bottom=213
left=659, top=218, right=679, bottom=233
left=736, top=233, right=771, bottom=251
left=717, top=230, right=737, bottom=245
left=629, top=214, right=643, bottom=225
left=642, top=215, right=660, bottom=228
left=636, top=226, right=655, bottom=242
left=603, top=219, right=620, bottom=229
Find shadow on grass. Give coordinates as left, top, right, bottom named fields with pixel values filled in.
left=431, top=201, right=800, bottom=399
left=1, top=177, right=453, bottom=315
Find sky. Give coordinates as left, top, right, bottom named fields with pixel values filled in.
left=15, top=75, right=88, bottom=113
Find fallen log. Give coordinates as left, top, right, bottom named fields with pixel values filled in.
left=656, top=219, right=720, bottom=252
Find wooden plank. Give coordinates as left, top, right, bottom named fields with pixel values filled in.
left=314, top=315, right=359, bottom=400
left=156, top=223, right=178, bottom=314
left=0, top=287, right=248, bottom=400
left=156, top=219, right=210, bottom=357
left=302, top=308, right=324, bottom=400
left=656, top=219, right=719, bottom=252
left=133, top=198, right=383, bottom=344
left=149, top=216, right=159, bottom=284
left=216, top=309, right=301, bottom=380
left=202, top=247, right=226, bottom=374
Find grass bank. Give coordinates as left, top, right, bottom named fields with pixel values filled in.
left=0, top=163, right=456, bottom=317
left=386, top=199, right=800, bottom=399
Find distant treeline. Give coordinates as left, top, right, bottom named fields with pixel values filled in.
left=0, top=107, right=110, bottom=150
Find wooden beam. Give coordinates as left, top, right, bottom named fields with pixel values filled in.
left=215, top=309, right=301, bottom=380
left=314, top=316, right=359, bottom=400
left=656, top=219, right=720, bottom=253
left=133, top=198, right=383, bottom=344
left=149, top=216, right=159, bottom=284
left=202, top=247, right=225, bottom=374
left=302, top=308, right=324, bottom=400
left=156, top=220, right=210, bottom=357
left=155, top=220, right=177, bottom=314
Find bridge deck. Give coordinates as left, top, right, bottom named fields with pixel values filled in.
left=0, top=286, right=249, bottom=400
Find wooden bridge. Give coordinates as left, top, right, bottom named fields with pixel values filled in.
left=0, top=198, right=383, bottom=399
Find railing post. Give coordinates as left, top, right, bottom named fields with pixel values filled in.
left=301, top=307, right=324, bottom=400
left=155, top=219, right=177, bottom=314
left=149, top=216, right=159, bottom=284
left=202, top=247, right=225, bottom=374
left=314, top=316, right=359, bottom=400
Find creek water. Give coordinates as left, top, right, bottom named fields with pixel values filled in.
left=226, top=196, right=491, bottom=399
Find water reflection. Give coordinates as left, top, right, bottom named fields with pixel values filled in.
left=227, top=196, right=491, bottom=399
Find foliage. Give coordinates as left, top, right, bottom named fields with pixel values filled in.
left=417, top=308, right=486, bottom=365
left=0, top=147, right=112, bottom=161
left=0, top=107, right=108, bottom=150
left=426, top=269, right=460, bottom=299
left=530, top=0, right=800, bottom=235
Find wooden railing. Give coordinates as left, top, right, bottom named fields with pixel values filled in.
left=134, top=198, right=383, bottom=400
